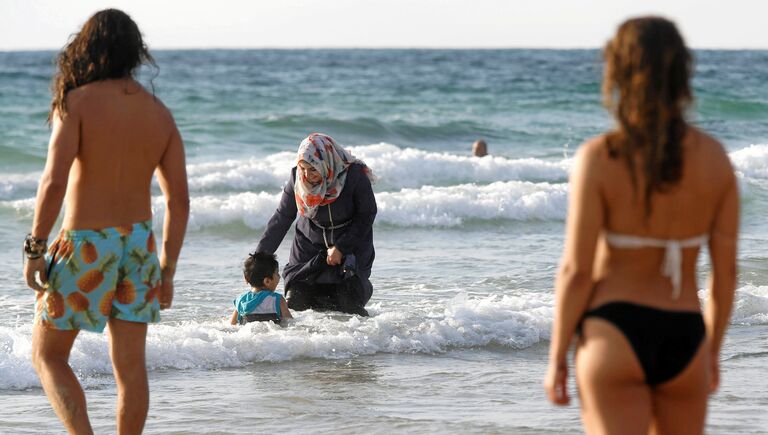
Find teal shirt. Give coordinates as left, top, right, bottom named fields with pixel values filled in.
left=233, top=290, right=282, bottom=324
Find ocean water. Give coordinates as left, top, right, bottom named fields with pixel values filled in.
left=1, top=49, right=767, bottom=434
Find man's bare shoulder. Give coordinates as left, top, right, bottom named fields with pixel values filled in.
left=66, top=80, right=174, bottom=122
left=151, top=95, right=175, bottom=124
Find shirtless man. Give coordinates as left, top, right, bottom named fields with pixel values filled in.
left=22, top=9, right=189, bottom=435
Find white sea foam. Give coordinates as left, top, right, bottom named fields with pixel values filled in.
left=729, top=144, right=768, bottom=180
left=374, top=181, right=568, bottom=226
left=3, top=284, right=766, bottom=391
left=149, top=180, right=569, bottom=230
left=0, top=172, right=40, bottom=200
left=697, top=285, right=768, bottom=326
left=1, top=144, right=766, bottom=229
left=184, top=143, right=571, bottom=191
left=348, top=143, right=571, bottom=188
left=156, top=191, right=282, bottom=231
left=0, top=292, right=553, bottom=390
left=0, top=143, right=766, bottom=203
left=186, top=151, right=294, bottom=191
left=728, top=285, right=768, bottom=325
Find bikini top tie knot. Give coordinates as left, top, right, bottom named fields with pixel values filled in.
left=604, top=232, right=709, bottom=299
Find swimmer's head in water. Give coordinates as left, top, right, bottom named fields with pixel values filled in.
left=472, top=140, right=488, bottom=157
left=244, top=252, right=280, bottom=290
left=603, top=16, right=691, bottom=216
left=50, top=8, right=156, bottom=122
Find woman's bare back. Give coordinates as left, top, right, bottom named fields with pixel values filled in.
left=588, top=127, right=737, bottom=310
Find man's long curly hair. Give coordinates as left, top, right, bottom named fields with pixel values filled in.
left=49, top=9, right=155, bottom=122
left=603, top=17, right=692, bottom=217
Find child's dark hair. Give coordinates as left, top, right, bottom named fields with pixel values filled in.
left=243, top=252, right=279, bottom=288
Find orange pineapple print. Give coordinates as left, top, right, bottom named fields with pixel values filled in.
left=80, top=239, right=98, bottom=264
left=45, top=274, right=66, bottom=319
left=99, top=290, right=115, bottom=316
left=116, top=275, right=137, bottom=305
left=46, top=290, right=66, bottom=319
left=66, top=292, right=90, bottom=312
left=132, top=265, right=160, bottom=314
left=76, top=253, right=117, bottom=293
left=116, top=225, right=133, bottom=237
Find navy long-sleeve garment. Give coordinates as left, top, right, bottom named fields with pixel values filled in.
left=256, top=163, right=376, bottom=301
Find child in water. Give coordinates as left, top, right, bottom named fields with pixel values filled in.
left=229, top=252, right=292, bottom=325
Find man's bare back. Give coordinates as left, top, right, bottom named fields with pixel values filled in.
left=60, top=78, right=179, bottom=230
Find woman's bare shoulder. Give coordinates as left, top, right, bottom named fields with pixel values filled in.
left=580, top=134, right=609, bottom=151
left=688, top=126, right=725, bottom=151
left=687, top=127, right=733, bottom=173
left=574, top=134, right=612, bottom=168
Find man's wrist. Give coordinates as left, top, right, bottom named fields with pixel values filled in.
left=23, top=234, right=48, bottom=259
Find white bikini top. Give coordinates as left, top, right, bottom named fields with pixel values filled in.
left=604, top=232, right=709, bottom=299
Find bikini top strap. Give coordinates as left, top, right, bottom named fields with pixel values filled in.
left=604, top=232, right=668, bottom=248
left=604, top=232, right=708, bottom=299
left=665, top=234, right=708, bottom=299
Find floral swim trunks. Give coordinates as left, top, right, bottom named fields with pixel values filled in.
left=36, top=220, right=161, bottom=332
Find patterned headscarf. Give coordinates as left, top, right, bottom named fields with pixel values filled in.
left=294, top=133, right=376, bottom=218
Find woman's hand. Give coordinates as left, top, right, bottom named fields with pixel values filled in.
left=544, top=360, right=570, bottom=405
left=159, top=265, right=175, bottom=310
left=327, top=246, right=342, bottom=266
left=23, top=257, right=47, bottom=292
left=709, top=351, right=720, bottom=393
left=159, top=279, right=174, bottom=310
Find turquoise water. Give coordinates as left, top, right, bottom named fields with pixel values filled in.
left=1, top=49, right=767, bottom=433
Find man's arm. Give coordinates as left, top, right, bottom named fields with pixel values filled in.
left=24, top=109, right=80, bottom=291
left=32, top=109, right=80, bottom=239
left=155, top=120, right=190, bottom=309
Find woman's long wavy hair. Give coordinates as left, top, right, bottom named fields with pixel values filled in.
left=603, top=17, right=692, bottom=217
left=49, top=9, right=156, bottom=122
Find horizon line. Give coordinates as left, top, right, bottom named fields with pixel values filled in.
left=2, top=46, right=767, bottom=52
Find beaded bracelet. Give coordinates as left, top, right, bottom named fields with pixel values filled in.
left=23, top=234, right=47, bottom=259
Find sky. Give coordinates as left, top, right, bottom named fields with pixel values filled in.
left=1, top=0, right=766, bottom=50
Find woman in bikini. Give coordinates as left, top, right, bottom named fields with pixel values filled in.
left=544, top=17, right=738, bottom=434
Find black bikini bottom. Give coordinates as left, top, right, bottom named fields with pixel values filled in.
left=581, top=302, right=705, bottom=386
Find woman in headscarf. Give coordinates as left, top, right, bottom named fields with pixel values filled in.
left=255, top=133, right=377, bottom=316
